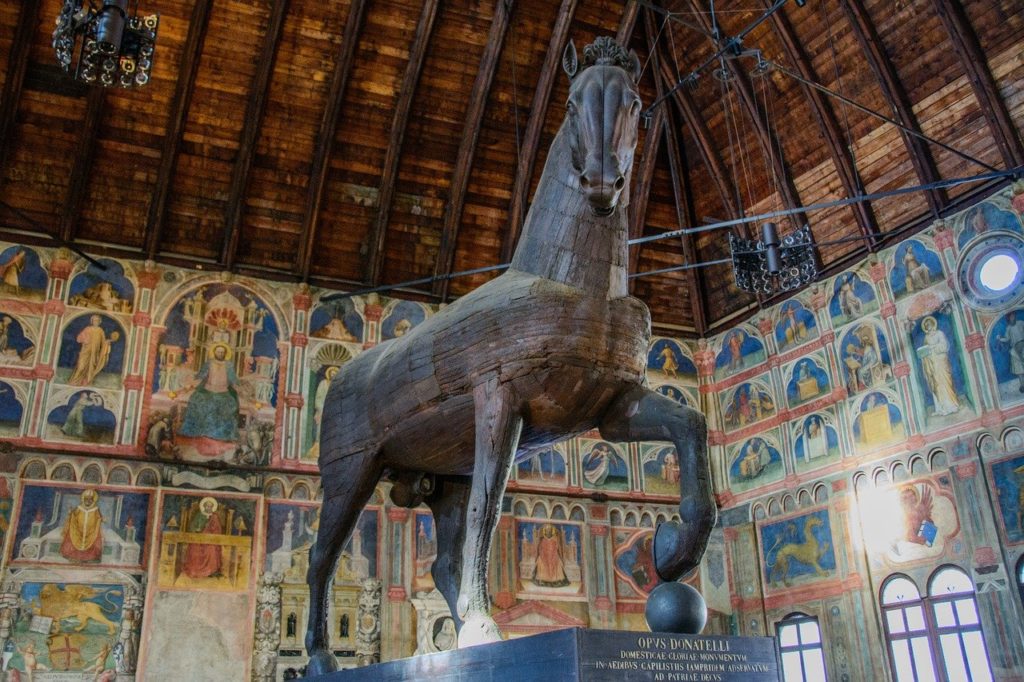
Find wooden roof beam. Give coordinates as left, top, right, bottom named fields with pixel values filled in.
left=837, top=0, right=946, bottom=214
left=766, top=3, right=880, bottom=248
left=59, top=88, right=105, bottom=243
left=929, top=0, right=1024, bottom=168
left=296, top=0, right=368, bottom=281
left=434, top=0, right=516, bottom=301
left=143, top=0, right=214, bottom=258
left=365, top=0, right=441, bottom=286
left=0, top=3, right=41, bottom=193
left=683, top=0, right=805, bottom=229
left=499, top=0, right=580, bottom=262
left=221, top=0, right=291, bottom=270
left=616, top=0, right=641, bottom=46
left=628, top=105, right=665, bottom=284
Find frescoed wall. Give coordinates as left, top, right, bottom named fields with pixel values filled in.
left=0, top=183, right=1017, bottom=680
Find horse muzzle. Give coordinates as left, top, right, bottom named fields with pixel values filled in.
left=579, top=171, right=625, bottom=216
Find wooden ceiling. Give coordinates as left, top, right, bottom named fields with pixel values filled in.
left=0, top=0, right=1021, bottom=335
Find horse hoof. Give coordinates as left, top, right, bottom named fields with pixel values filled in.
left=304, top=650, right=339, bottom=677
left=457, top=614, right=502, bottom=649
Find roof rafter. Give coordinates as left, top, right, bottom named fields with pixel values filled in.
left=59, top=88, right=105, bottom=243
left=499, top=0, right=580, bottom=262
left=143, top=0, right=214, bottom=258
left=296, top=0, right=369, bottom=281
left=0, top=2, right=41, bottom=193
left=628, top=105, right=666, bottom=286
left=765, top=2, right=880, bottom=248
left=365, top=0, right=442, bottom=287
left=837, top=0, right=946, bottom=214
left=221, top=0, right=291, bottom=270
left=928, top=0, right=1024, bottom=169
left=683, top=0, right=805, bottom=228
left=616, top=0, right=641, bottom=45
left=434, top=0, right=516, bottom=301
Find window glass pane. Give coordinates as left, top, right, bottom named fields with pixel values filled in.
left=779, top=622, right=799, bottom=648
left=932, top=601, right=955, bottom=628
left=800, top=621, right=822, bottom=645
left=782, top=650, right=804, bottom=682
left=802, top=649, right=827, bottom=682
left=883, top=576, right=921, bottom=604
left=911, top=636, right=937, bottom=682
left=940, top=633, right=968, bottom=682
left=905, top=605, right=926, bottom=632
left=954, top=597, right=979, bottom=626
left=886, top=609, right=906, bottom=634
left=890, top=640, right=914, bottom=682
left=930, top=566, right=973, bottom=595
left=963, top=631, right=994, bottom=682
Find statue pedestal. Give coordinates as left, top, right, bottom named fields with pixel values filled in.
left=309, top=628, right=781, bottom=681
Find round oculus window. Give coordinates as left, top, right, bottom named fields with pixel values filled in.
left=956, top=231, right=1024, bottom=311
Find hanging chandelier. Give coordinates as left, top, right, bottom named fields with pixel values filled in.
left=53, top=1, right=159, bottom=88
left=730, top=222, right=818, bottom=296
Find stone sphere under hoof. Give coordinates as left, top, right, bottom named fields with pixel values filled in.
left=645, top=582, right=707, bottom=634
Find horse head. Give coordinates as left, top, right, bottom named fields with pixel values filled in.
left=562, top=37, right=642, bottom=217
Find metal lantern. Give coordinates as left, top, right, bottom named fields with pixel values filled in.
left=730, top=223, right=818, bottom=296
left=53, top=1, right=159, bottom=88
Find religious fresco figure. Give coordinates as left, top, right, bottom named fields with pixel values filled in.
left=990, top=454, right=1024, bottom=544
left=957, top=201, right=1022, bottom=249
left=64, top=315, right=122, bottom=387
left=713, top=328, right=765, bottom=380
left=67, top=259, right=135, bottom=313
left=775, top=300, right=817, bottom=351
left=992, top=309, right=1024, bottom=402
left=0, top=246, right=48, bottom=299
left=839, top=324, right=891, bottom=394
left=381, top=301, right=427, bottom=341
left=516, top=521, right=581, bottom=594
left=181, top=497, right=224, bottom=579
left=722, top=382, right=775, bottom=429
left=179, top=343, right=244, bottom=442
left=890, top=241, right=942, bottom=299
left=59, top=488, right=103, bottom=562
left=47, top=391, right=117, bottom=444
left=646, top=338, right=696, bottom=379
left=728, top=436, right=784, bottom=492
left=786, top=357, right=830, bottom=407
left=852, top=392, right=905, bottom=449
left=532, top=524, right=568, bottom=587
left=516, top=446, right=567, bottom=486
left=914, top=315, right=962, bottom=417
left=0, top=313, right=35, bottom=364
left=829, top=272, right=878, bottom=327
left=0, top=381, right=24, bottom=436
left=580, top=441, right=629, bottom=491
left=613, top=531, right=660, bottom=596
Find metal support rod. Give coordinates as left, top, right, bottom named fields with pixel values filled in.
left=0, top=199, right=107, bottom=269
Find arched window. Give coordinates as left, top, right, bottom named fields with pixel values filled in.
left=881, top=575, right=936, bottom=681
left=880, top=568, right=994, bottom=682
left=927, top=566, right=993, bottom=682
left=776, top=612, right=827, bottom=682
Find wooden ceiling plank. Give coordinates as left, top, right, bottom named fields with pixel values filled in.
left=628, top=105, right=665, bottom=284
left=616, top=0, right=641, bottom=46
left=767, top=3, right=879, bottom=248
left=221, top=0, right=292, bottom=270
left=296, top=0, right=369, bottom=281
left=928, top=0, right=1024, bottom=168
left=365, top=0, right=442, bottom=287
left=143, top=0, right=215, bottom=258
left=683, top=0, right=804, bottom=229
left=499, top=0, right=580, bottom=263
left=434, top=0, right=516, bottom=301
left=837, top=0, right=946, bottom=214
left=59, top=87, right=106, bottom=243
left=0, top=2, right=41, bottom=193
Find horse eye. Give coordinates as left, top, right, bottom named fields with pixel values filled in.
left=566, top=100, right=576, bottom=115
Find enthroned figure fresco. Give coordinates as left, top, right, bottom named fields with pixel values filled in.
left=647, top=338, right=696, bottom=380
left=56, top=314, right=126, bottom=389
left=908, top=310, right=972, bottom=423
left=728, top=435, right=784, bottom=493
left=67, top=259, right=135, bottom=313
left=829, top=272, right=878, bottom=328
left=889, top=240, right=943, bottom=300
left=516, top=520, right=583, bottom=596
left=956, top=200, right=1022, bottom=250
left=309, top=298, right=364, bottom=343
left=380, top=300, right=428, bottom=341
left=149, top=284, right=281, bottom=465
left=838, top=322, right=892, bottom=395
left=792, top=412, right=841, bottom=472
left=774, top=300, right=817, bottom=352
left=714, top=327, right=766, bottom=380
left=721, top=379, right=776, bottom=430
left=989, top=308, right=1024, bottom=407
left=0, top=312, right=35, bottom=365
left=785, top=356, right=831, bottom=408
left=0, top=245, right=48, bottom=300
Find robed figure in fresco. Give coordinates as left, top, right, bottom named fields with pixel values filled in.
left=532, top=524, right=568, bottom=587
left=181, top=497, right=223, bottom=579
left=918, top=316, right=960, bottom=416
left=59, top=488, right=103, bottom=562
left=180, top=343, right=241, bottom=442
left=69, top=315, right=119, bottom=386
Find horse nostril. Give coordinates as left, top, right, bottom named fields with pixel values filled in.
left=579, top=174, right=590, bottom=188
left=614, top=176, right=625, bottom=191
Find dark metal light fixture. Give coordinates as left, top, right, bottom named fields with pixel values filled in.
left=730, top=223, right=818, bottom=295
left=53, top=1, right=159, bottom=88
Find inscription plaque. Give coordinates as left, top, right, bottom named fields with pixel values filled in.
left=312, top=628, right=780, bottom=681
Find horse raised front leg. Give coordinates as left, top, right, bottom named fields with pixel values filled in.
left=457, top=376, right=523, bottom=648
left=426, top=475, right=471, bottom=631
left=600, top=386, right=716, bottom=581
left=304, top=451, right=382, bottom=675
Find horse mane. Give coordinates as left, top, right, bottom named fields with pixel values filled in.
left=581, top=37, right=633, bottom=71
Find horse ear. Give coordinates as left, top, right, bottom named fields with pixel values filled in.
left=628, top=49, right=642, bottom=82
left=563, top=40, right=578, bottom=79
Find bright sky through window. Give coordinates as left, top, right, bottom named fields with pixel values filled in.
left=978, top=252, right=1020, bottom=292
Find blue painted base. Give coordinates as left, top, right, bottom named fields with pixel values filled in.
left=308, top=628, right=780, bottom=681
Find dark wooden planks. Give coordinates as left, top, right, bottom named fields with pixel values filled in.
left=0, top=2, right=41, bottom=192
left=59, top=87, right=106, bottom=243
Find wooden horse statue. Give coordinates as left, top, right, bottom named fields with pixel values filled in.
left=305, top=36, right=716, bottom=674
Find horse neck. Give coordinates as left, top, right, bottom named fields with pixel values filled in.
left=510, top=125, right=630, bottom=300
